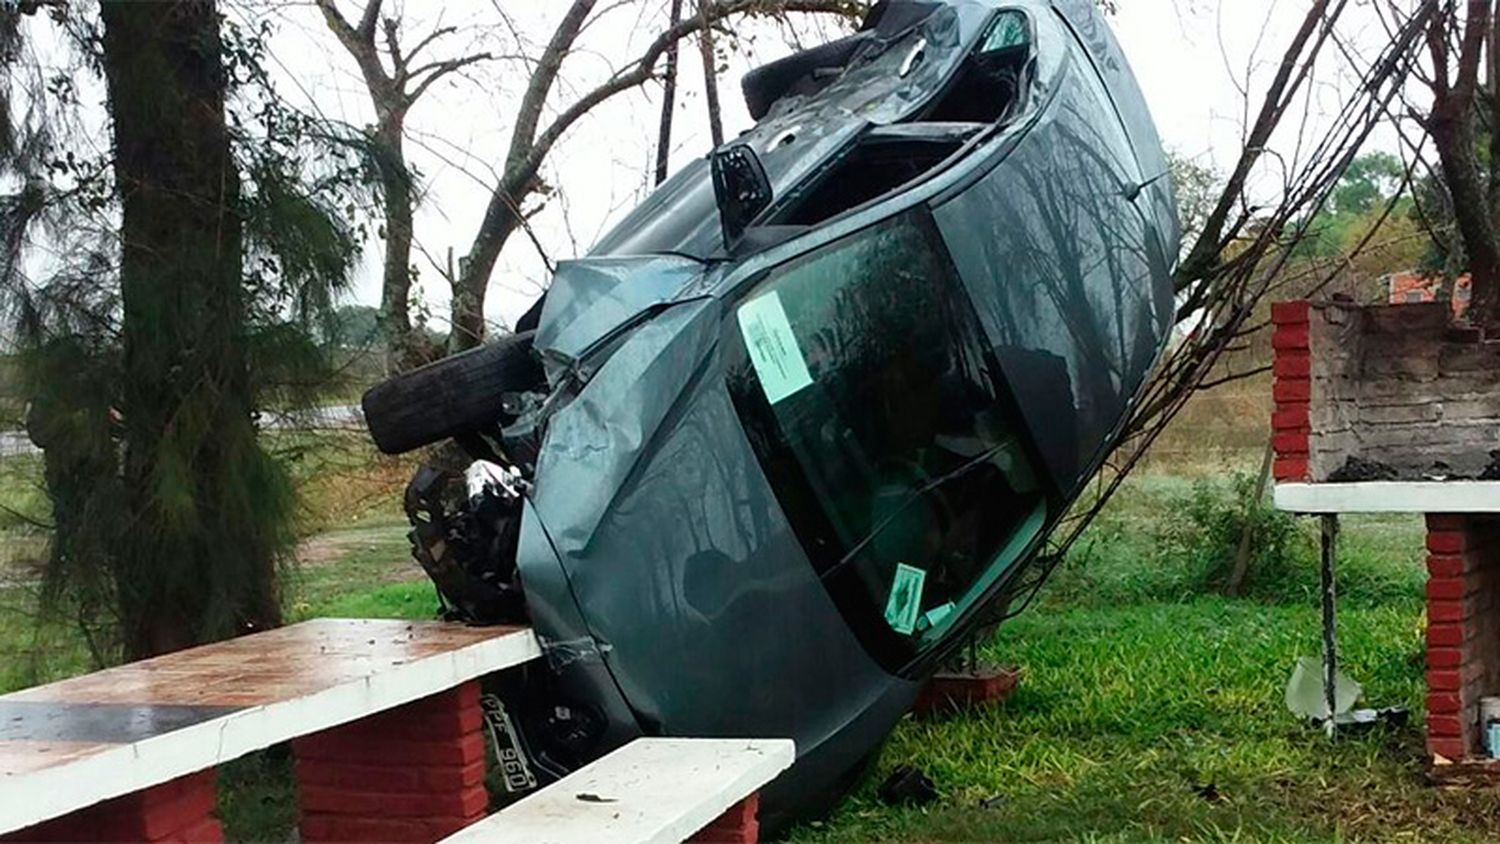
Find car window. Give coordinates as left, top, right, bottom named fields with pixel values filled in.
left=725, top=210, right=1047, bottom=668
left=932, top=26, right=1172, bottom=493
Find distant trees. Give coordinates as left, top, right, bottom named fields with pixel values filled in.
left=1167, top=153, right=1219, bottom=254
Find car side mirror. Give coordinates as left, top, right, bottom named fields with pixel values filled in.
left=712, top=143, right=773, bottom=248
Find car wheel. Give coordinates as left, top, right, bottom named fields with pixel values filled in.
left=361, top=330, right=544, bottom=455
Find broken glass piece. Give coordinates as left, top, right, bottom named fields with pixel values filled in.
left=1284, top=655, right=1360, bottom=721
left=982, top=10, right=1029, bottom=53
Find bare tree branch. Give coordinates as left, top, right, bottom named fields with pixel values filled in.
left=449, top=0, right=861, bottom=351
left=406, top=52, right=495, bottom=105
left=697, top=0, right=725, bottom=147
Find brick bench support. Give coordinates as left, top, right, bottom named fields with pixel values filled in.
left=294, top=681, right=489, bottom=843
left=687, top=794, right=761, bottom=844
left=0, top=771, right=221, bottom=844
left=1425, top=514, right=1500, bottom=761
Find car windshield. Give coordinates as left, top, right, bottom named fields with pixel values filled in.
left=725, top=210, right=1048, bottom=668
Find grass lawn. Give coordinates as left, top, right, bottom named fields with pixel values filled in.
left=4, top=453, right=1499, bottom=841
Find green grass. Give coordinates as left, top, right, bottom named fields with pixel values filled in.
left=790, top=600, right=1483, bottom=843
left=781, top=474, right=1467, bottom=842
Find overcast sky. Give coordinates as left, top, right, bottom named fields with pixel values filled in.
left=259, top=1, right=1408, bottom=333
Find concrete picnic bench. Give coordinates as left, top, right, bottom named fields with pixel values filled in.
left=0, top=618, right=791, bottom=843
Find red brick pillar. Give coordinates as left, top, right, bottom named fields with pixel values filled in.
left=1270, top=300, right=1312, bottom=482
left=1425, top=514, right=1500, bottom=761
left=293, top=681, right=488, bottom=842
left=688, top=794, right=762, bottom=844
left=1, top=771, right=221, bottom=844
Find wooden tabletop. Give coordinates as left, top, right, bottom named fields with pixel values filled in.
left=0, top=618, right=541, bottom=835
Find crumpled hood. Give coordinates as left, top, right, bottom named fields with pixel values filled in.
left=529, top=298, right=722, bottom=554
left=532, top=255, right=707, bottom=382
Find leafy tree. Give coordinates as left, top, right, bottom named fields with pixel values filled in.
left=1168, top=152, right=1219, bottom=253
left=329, top=303, right=381, bottom=348
left=1329, top=151, right=1403, bottom=217
left=1295, top=152, right=1411, bottom=261
left=1, top=1, right=370, bottom=659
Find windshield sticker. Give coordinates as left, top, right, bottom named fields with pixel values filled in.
left=737, top=291, right=814, bottom=404
left=884, top=563, right=926, bottom=636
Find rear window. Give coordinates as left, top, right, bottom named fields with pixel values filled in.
left=725, top=210, right=1047, bottom=669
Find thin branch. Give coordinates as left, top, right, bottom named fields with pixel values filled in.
left=405, top=24, right=458, bottom=65
left=405, top=52, right=495, bottom=105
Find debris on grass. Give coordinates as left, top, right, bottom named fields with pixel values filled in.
left=876, top=765, right=937, bottom=806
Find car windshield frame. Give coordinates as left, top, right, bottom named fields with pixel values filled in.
left=723, top=207, right=1054, bottom=671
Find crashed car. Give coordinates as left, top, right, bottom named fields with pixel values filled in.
left=362, top=0, right=1177, bottom=827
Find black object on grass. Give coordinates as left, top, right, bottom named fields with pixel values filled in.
left=877, top=765, right=938, bottom=806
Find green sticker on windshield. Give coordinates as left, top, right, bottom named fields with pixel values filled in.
left=737, top=291, right=814, bottom=404
left=884, top=563, right=926, bottom=636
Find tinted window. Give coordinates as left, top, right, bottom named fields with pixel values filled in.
left=725, top=211, right=1047, bottom=668
left=933, top=29, right=1172, bottom=491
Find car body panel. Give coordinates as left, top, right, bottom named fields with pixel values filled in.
left=502, top=0, right=1176, bottom=825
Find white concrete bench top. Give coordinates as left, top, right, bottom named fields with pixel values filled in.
left=0, top=618, right=541, bottom=835
left=1274, top=481, right=1500, bottom=514
left=441, top=738, right=796, bottom=844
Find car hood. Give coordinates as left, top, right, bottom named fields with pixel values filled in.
left=530, top=297, right=722, bottom=551
left=532, top=254, right=709, bottom=382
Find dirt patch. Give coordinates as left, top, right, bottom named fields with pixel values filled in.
left=294, top=525, right=407, bottom=567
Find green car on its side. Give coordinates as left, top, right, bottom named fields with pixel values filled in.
left=361, top=0, right=1177, bottom=829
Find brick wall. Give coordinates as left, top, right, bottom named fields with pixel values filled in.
left=293, top=681, right=488, bottom=843
left=1, top=771, right=221, bottom=844
left=1270, top=301, right=1312, bottom=482
left=1269, top=300, right=1500, bottom=481
left=1425, top=514, right=1500, bottom=761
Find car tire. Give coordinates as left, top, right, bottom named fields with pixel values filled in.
left=361, top=330, right=544, bottom=455
left=742, top=34, right=869, bottom=120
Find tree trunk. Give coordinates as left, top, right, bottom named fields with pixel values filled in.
left=373, top=124, right=420, bottom=370
left=697, top=0, right=724, bottom=147
left=656, top=0, right=685, bottom=185
left=100, top=0, right=288, bottom=659
left=450, top=189, right=522, bottom=352
left=1430, top=108, right=1500, bottom=326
